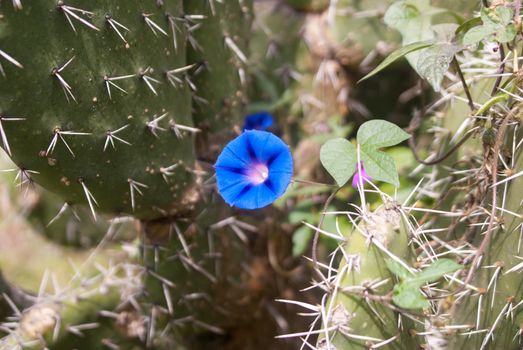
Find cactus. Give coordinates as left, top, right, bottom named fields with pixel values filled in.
left=314, top=204, right=420, bottom=349
left=0, top=0, right=260, bottom=349
left=0, top=0, right=249, bottom=220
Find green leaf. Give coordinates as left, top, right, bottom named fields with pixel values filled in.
left=386, top=259, right=411, bottom=280
left=292, top=225, right=313, bottom=257
left=416, top=42, right=457, bottom=92
left=480, top=8, right=498, bottom=27
left=496, top=7, right=513, bottom=26
left=455, top=17, right=482, bottom=35
left=496, top=23, right=517, bottom=43
left=392, top=284, right=431, bottom=309
left=463, top=25, right=497, bottom=46
left=357, top=120, right=411, bottom=149
left=390, top=259, right=462, bottom=310
left=431, top=23, right=458, bottom=42
left=358, top=41, right=434, bottom=83
left=409, top=259, right=462, bottom=286
left=384, top=0, right=437, bottom=71
left=464, top=7, right=515, bottom=46
left=383, top=2, right=422, bottom=31
left=320, top=138, right=357, bottom=187
left=288, top=208, right=315, bottom=225
left=360, top=147, right=400, bottom=187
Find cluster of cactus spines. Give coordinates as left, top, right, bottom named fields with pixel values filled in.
left=447, top=120, right=523, bottom=347
left=185, top=0, right=252, bottom=160
left=0, top=0, right=266, bottom=348
left=0, top=180, right=144, bottom=349
left=286, top=8, right=523, bottom=349
left=0, top=0, right=251, bottom=220
left=315, top=203, right=420, bottom=349
left=0, top=250, right=146, bottom=350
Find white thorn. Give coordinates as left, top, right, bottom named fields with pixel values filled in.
left=79, top=178, right=99, bottom=221
left=143, top=13, right=168, bottom=36
left=128, top=178, right=148, bottom=211
left=58, top=2, right=99, bottom=33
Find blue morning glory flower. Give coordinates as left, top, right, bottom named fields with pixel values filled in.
left=215, top=130, right=293, bottom=209
left=243, top=111, right=274, bottom=131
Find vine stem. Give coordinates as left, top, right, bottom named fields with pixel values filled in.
left=292, top=178, right=337, bottom=188
left=409, top=131, right=474, bottom=166
left=452, top=57, right=475, bottom=112
left=311, top=187, right=341, bottom=269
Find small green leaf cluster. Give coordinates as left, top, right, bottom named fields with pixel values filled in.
left=463, top=7, right=517, bottom=46
left=320, top=120, right=410, bottom=187
left=365, top=2, right=518, bottom=92
left=387, top=258, right=462, bottom=309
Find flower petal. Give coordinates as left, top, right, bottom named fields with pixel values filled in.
left=351, top=161, right=371, bottom=188
left=215, top=136, right=253, bottom=171
left=220, top=182, right=252, bottom=207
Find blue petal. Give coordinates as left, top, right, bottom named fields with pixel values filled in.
left=230, top=184, right=278, bottom=209
left=215, top=167, right=248, bottom=191
left=244, top=130, right=271, bottom=162
left=267, top=158, right=293, bottom=196
left=243, top=111, right=274, bottom=131
left=230, top=185, right=260, bottom=209
left=214, top=134, right=253, bottom=171
left=219, top=181, right=252, bottom=207
left=242, top=130, right=288, bottom=165
left=267, top=145, right=293, bottom=174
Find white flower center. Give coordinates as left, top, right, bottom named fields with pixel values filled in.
left=248, top=163, right=269, bottom=185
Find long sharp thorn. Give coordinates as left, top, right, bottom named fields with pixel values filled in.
left=79, top=179, right=98, bottom=221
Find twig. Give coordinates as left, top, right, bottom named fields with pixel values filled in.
left=490, top=44, right=506, bottom=96
left=515, top=0, right=521, bottom=24
left=463, top=106, right=515, bottom=286
left=453, top=57, right=475, bottom=112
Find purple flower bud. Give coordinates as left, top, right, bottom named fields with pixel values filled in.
left=352, top=161, right=371, bottom=188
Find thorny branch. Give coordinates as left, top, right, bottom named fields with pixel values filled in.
left=463, top=106, right=516, bottom=286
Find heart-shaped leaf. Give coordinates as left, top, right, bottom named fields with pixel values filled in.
left=416, top=42, right=458, bottom=92
left=357, top=120, right=411, bottom=149
left=360, top=147, right=400, bottom=187
left=320, top=138, right=357, bottom=187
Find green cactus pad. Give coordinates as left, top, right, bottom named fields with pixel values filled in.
left=0, top=0, right=248, bottom=220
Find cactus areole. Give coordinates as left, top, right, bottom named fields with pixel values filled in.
left=0, top=1, right=250, bottom=219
